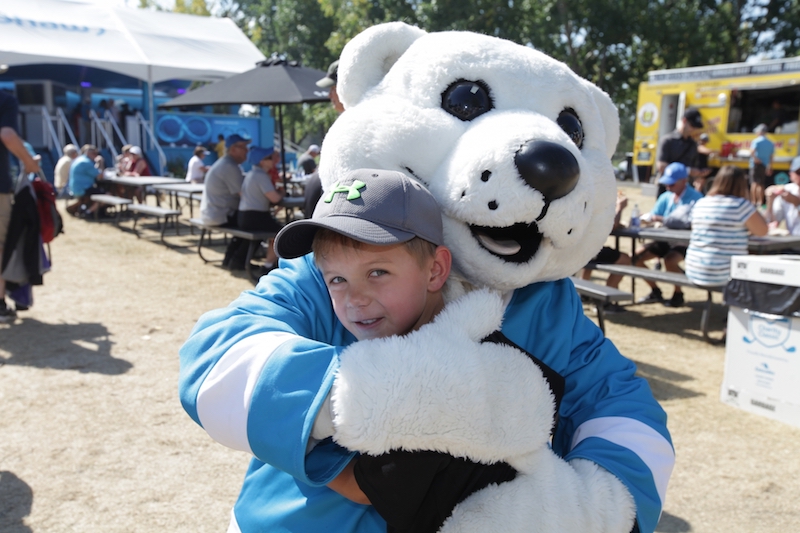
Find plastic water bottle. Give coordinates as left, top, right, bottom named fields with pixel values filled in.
left=630, top=203, right=641, bottom=229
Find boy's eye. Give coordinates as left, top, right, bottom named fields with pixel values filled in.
left=369, top=270, right=388, bottom=278
left=328, top=276, right=346, bottom=285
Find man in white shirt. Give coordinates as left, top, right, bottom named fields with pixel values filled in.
left=54, top=144, right=78, bottom=195
left=186, top=146, right=209, bottom=183
left=766, top=156, right=800, bottom=236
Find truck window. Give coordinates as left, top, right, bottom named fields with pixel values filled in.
left=728, top=88, right=800, bottom=134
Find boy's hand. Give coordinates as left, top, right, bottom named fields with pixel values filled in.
left=327, top=459, right=370, bottom=505
left=330, top=289, right=556, bottom=463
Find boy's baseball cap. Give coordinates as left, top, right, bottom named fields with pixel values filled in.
left=658, top=162, right=689, bottom=185
left=274, top=168, right=443, bottom=259
left=248, top=146, right=274, bottom=165
left=225, top=133, right=251, bottom=148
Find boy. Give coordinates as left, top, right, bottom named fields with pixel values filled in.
left=274, top=169, right=536, bottom=533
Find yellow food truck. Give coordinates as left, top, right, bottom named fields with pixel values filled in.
left=632, top=57, right=800, bottom=184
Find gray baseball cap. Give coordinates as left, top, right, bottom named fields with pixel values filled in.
left=274, top=169, right=444, bottom=259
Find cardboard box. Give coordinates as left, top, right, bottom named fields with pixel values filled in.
left=722, top=255, right=800, bottom=427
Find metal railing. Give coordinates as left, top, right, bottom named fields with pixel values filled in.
left=89, top=109, right=119, bottom=162
left=40, top=106, right=79, bottom=158
left=104, top=110, right=128, bottom=147
left=134, top=111, right=167, bottom=175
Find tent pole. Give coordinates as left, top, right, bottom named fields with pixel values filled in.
left=278, top=104, right=287, bottom=190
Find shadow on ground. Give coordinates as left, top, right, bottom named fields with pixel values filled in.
left=0, top=318, right=132, bottom=374
left=656, top=511, right=691, bottom=532
left=0, top=471, right=33, bottom=533
left=604, top=300, right=728, bottom=343
left=633, top=360, right=702, bottom=402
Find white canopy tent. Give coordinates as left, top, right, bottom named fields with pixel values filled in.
left=0, top=0, right=265, bottom=84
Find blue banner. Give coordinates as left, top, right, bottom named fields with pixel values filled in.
left=155, top=112, right=261, bottom=147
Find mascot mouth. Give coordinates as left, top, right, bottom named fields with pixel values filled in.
left=470, top=222, right=543, bottom=263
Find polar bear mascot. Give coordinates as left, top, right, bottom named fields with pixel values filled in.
left=320, top=22, right=673, bottom=533
left=179, top=22, right=673, bottom=533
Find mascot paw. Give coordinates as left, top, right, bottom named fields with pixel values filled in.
left=332, top=289, right=556, bottom=462
left=440, top=453, right=636, bottom=533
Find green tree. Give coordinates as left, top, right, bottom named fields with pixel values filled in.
left=174, top=0, right=212, bottom=16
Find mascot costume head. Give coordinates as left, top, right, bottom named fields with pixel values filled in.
left=319, top=21, right=619, bottom=291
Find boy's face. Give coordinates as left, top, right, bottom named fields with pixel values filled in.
left=316, top=241, right=447, bottom=341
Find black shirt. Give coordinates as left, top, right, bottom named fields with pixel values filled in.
left=658, top=130, right=698, bottom=169
left=0, top=92, right=20, bottom=194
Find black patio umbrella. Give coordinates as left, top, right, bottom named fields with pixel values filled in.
left=161, top=55, right=330, bottom=187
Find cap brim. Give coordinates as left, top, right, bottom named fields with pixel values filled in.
left=316, top=78, right=335, bottom=88
left=275, top=216, right=416, bottom=259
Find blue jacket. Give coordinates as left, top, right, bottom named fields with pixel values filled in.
left=179, top=254, right=673, bottom=533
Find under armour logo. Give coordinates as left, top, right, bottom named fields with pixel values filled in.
left=324, top=180, right=366, bottom=202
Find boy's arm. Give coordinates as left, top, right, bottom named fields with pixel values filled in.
left=179, top=255, right=356, bottom=484
left=328, top=459, right=370, bottom=504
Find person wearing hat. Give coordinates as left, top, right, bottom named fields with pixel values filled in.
left=275, top=169, right=521, bottom=531
left=316, top=60, right=344, bottom=113
left=765, top=156, right=800, bottom=236
left=656, top=107, right=709, bottom=194
left=296, top=144, right=320, bottom=177
left=633, top=162, right=704, bottom=307
left=235, top=146, right=285, bottom=272
left=123, top=145, right=151, bottom=177
left=200, top=133, right=251, bottom=268
left=186, top=145, right=209, bottom=184
left=749, top=123, right=774, bottom=207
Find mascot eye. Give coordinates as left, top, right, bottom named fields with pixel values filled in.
left=441, top=80, right=493, bottom=121
left=557, top=109, right=584, bottom=148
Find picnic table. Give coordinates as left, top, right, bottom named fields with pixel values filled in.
left=151, top=182, right=205, bottom=220
left=612, top=226, right=800, bottom=254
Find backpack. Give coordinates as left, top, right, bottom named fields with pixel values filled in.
left=31, top=177, right=64, bottom=243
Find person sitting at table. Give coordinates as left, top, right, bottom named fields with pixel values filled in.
left=66, top=144, right=105, bottom=217
left=685, top=165, right=767, bottom=287
left=765, top=156, right=800, bottom=236
left=296, top=144, right=320, bottom=177
left=237, top=146, right=285, bottom=274
left=633, top=162, right=704, bottom=308
left=200, top=134, right=250, bottom=269
left=123, top=146, right=151, bottom=177
left=186, top=145, right=209, bottom=184
left=580, top=191, right=632, bottom=313
left=116, top=144, right=132, bottom=174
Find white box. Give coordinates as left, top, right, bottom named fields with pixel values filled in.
left=721, top=304, right=800, bottom=428
left=730, top=254, right=800, bottom=287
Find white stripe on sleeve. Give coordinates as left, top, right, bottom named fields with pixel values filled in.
left=571, top=416, right=675, bottom=507
left=196, top=331, right=298, bottom=453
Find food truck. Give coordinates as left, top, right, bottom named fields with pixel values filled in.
left=633, top=57, right=800, bottom=183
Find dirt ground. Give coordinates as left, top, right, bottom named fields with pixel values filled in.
left=1, top=184, right=799, bottom=532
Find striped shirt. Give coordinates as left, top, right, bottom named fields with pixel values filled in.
left=685, top=195, right=755, bottom=286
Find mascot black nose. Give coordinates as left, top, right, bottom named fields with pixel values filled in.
left=514, top=140, right=580, bottom=202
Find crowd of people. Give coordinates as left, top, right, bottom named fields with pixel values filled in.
left=582, top=106, right=796, bottom=311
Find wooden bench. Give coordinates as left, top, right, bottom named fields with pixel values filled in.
left=569, top=276, right=633, bottom=335
left=590, top=263, right=725, bottom=341
left=127, top=204, right=182, bottom=243
left=189, top=218, right=277, bottom=283
left=89, top=194, right=132, bottom=225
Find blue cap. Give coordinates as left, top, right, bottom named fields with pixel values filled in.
left=790, top=156, right=800, bottom=174
left=659, top=162, right=689, bottom=185
left=248, top=146, right=274, bottom=165
left=225, top=133, right=251, bottom=148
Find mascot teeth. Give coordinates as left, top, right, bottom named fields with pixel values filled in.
left=470, top=222, right=544, bottom=263
left=476, top=234, right=521, bottom=256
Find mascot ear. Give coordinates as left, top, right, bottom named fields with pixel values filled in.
left=581, top=79, right=620, bottom=158
left=337, top=22, right=426, bottom=108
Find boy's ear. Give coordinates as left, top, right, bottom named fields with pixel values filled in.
left=429, top=245, right=452, bottom=292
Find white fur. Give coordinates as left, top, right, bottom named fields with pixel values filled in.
left=331, top=290, right=555, bottom=462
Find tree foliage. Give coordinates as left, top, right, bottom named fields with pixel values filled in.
left=155, top=0, right=800, bottom=153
